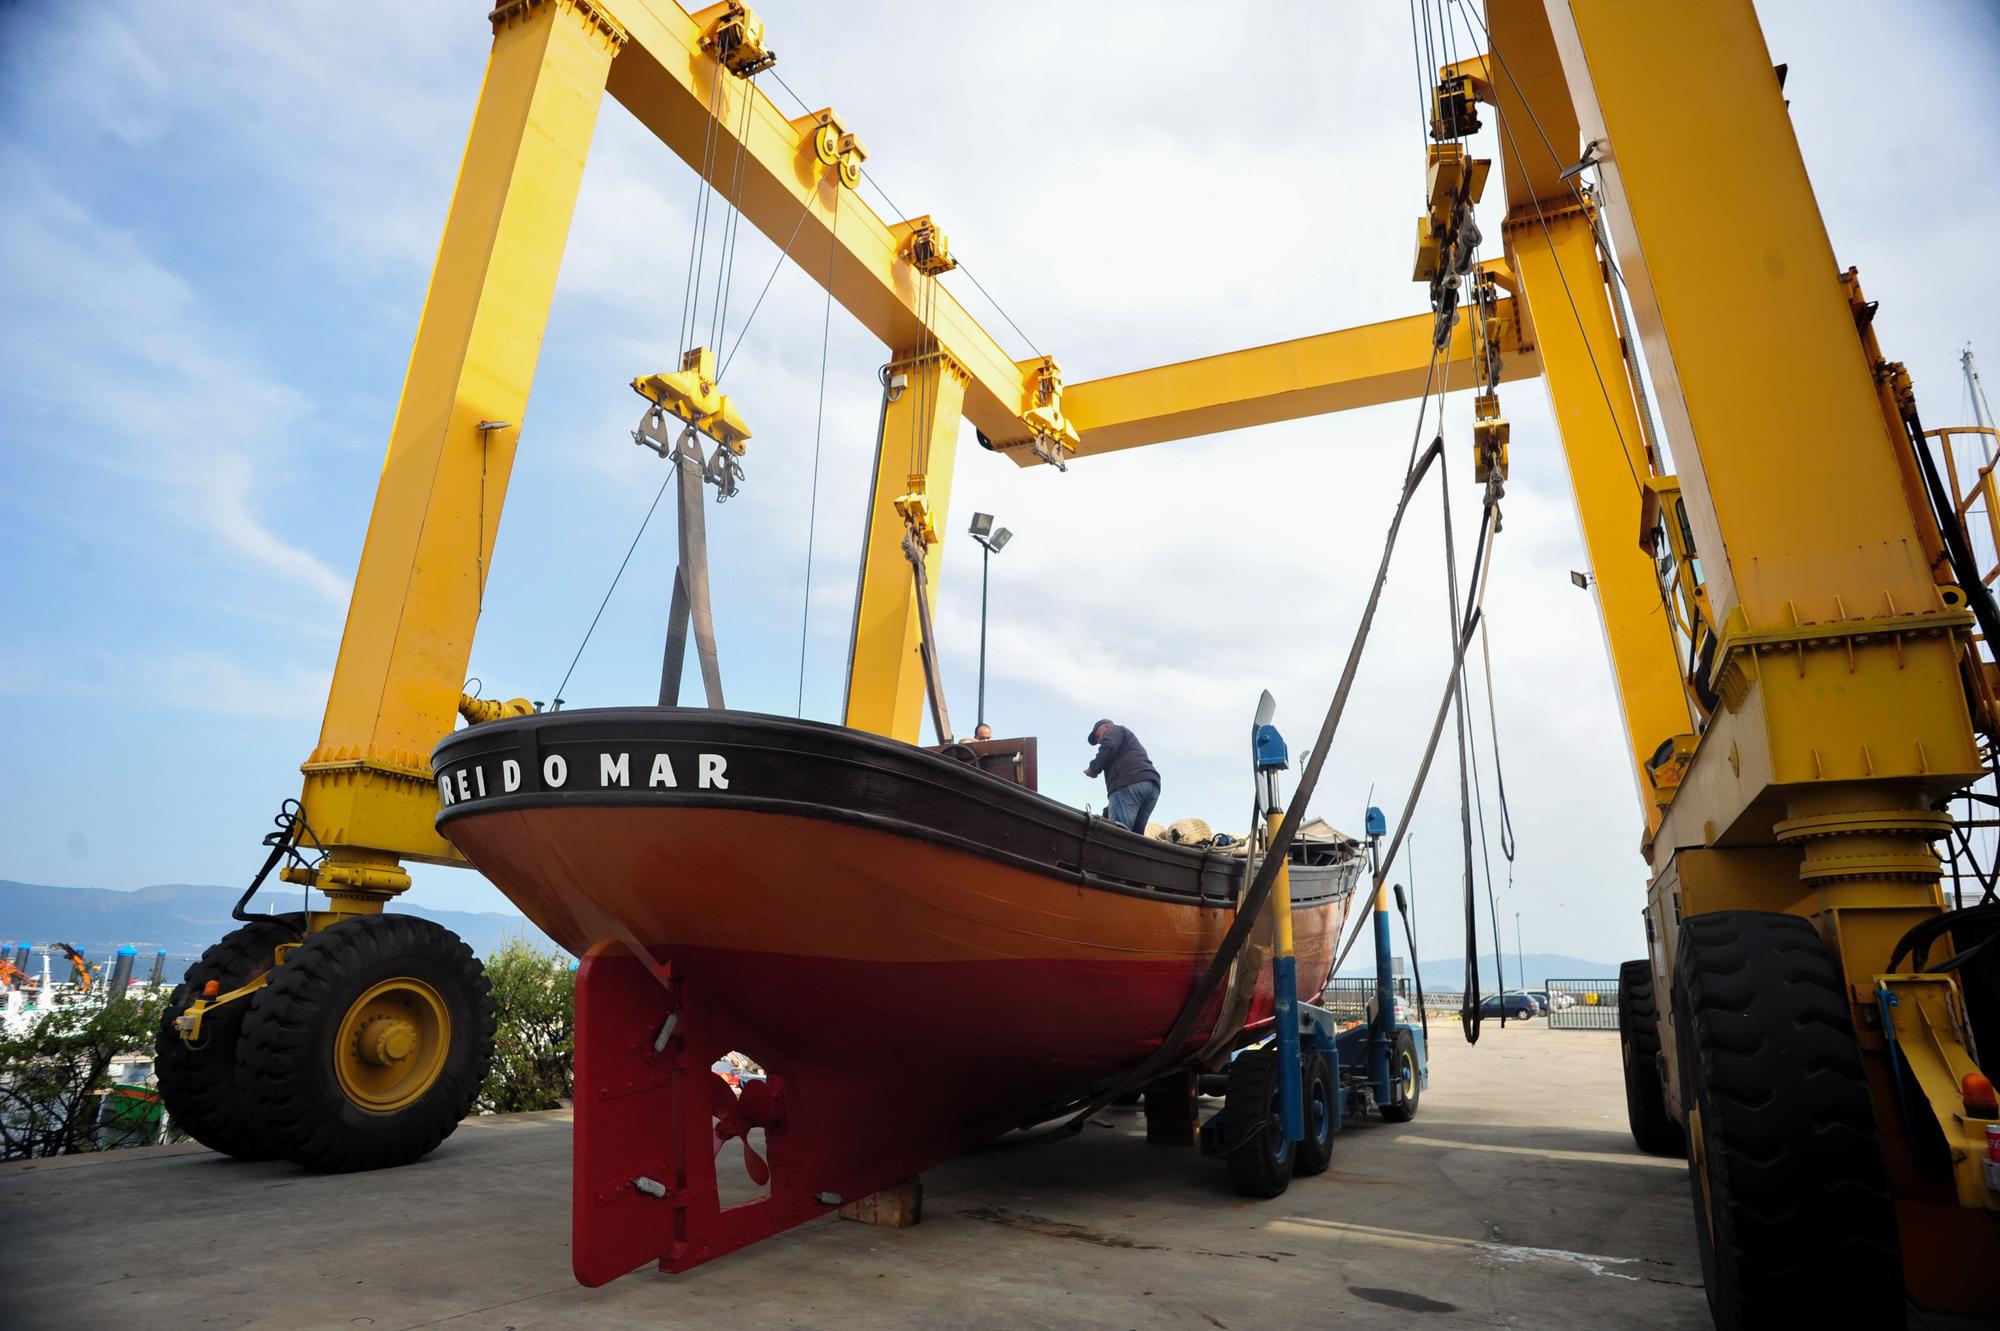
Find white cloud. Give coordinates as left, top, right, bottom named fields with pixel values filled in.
left=0, top=157, right=349, bottom=612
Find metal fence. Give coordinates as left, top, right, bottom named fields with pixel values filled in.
left=1317, top=977, right=1411, bottom=1023
left=1545, top=978, right=1619, bottom=1029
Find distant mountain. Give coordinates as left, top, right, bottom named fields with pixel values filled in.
left=1337, top=951, right=1619, bottom=993
left=0, top=879, right=560, bottom=966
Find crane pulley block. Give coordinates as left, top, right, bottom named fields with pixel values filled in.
left=894, top=473, right=938, bottom=547
left=1430, top=74, right=1483, bottom=141
left=1473, top=391, right=1510, bottom=483
left=1022, top=355, right=1079, bottom=467
left=805, top=108, right=867, bottom=190
left=632, top=347, right=752, bottom=453
left=1425, top=144, right=1489, bottom=232
left=903, top=216, right=956, bottom=275
left=703, top=2, right=776, bottom=78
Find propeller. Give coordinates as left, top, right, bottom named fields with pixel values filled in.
left=710, top=1071, right=781, bottom=1186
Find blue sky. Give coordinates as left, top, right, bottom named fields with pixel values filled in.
left=3, top=2, right=1997, bottom=968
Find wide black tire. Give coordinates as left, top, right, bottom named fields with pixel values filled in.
left=1379, top=1028, right=1421, bottom=1123
left=1673, top=911, right=1903, bottom=1331
left=1292, top=1052, right=1336, bottom=1176
left=1617, top=959, right=1685, bottom=1156
left=154, top=914, right=305, bottom=1161
left=238, top=914, right=494, bottom=1173
left=1223, top=1048, right=1294, bottom=1198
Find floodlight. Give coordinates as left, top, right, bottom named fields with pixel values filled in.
left=989, top=527, right=1012, bottom=552
left=1569, top=570, right=1591, bottom=590
left=969, top=512, right=994, bottom=538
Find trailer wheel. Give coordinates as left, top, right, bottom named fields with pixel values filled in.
left=1616, top=958, right=1684, bottom=1156
left=1379, top=1028, right=1421, bottom=1123
left=1292, top=1053, right=1336, bottom=1176
left=1673, top=911, right=1903, bottom=1331
left=1223, top=1048, right=1294, bottom=1198
left=154, top=914, right=305, bottom=1161
left=238, top=914, right=494, bottom=1173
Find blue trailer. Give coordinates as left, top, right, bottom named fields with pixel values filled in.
left=1198, top=716, right=1428, bottom=1195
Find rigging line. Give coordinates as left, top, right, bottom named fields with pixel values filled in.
left=798, top=184, right=841, bottom=717
left=1479, top=613, right=1517, bottom=867
left=1478, top=56, right=1645, bottom=502
left=551, top=469, right=675, bottom=705
left=769, top=68, right=812, bottom=118
left=709, top=72, right=760, bottom=354
left=1452, top=486, right=1509, bottom=1008
left=1403, top=347, right=1444, bottom=477
left=1434, top=419, right=1493, bottom=1041
left=1406, top=0, right=1431, bottom=147
left=682, top=59, right=728, bottom=354
left=1058, top=436, right=1455, bottom=1142
left=1419, top=0, right=1437, bottom=109
left=1328, top=494, right=1500, bottom=981
left=1452, top=1, right=1635, bottom=298
left=1437, top=0, right=1460, bottom=115
left=860, top=168, right=910, bottom=228
left=718, top=190, right=818, bottom=382
left=954, top=259, right=1044, bottom=361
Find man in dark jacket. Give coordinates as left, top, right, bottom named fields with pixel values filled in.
left=1086, top=718, right=1162, bottom=833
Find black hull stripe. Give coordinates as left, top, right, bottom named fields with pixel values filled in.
left=433, top=708, right=1364, bottom=913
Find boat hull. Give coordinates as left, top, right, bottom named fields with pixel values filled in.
left=432, top=709, right=1358, bottom=1281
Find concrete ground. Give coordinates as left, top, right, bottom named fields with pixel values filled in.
left=0, top=1026, right=1714, bottom=1330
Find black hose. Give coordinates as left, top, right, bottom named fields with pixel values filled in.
left=231, top=801, right=314, bottom=937
left=1905, top=405, right=2000, bottom=651
left=1393, top=881, right=1429, bottom=1043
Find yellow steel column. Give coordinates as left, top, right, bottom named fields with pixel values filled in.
left=299, top=0, right=623, bottom=892
left=1507, top=207, right=1689, bottom=826
left=1546, top=0, right=1994, bottom=1304
left=844, top=354, right=968, bottom=743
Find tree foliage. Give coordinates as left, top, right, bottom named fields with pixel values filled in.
left=477, top=935, right=575, bottom=1114
left=0, top=995, right=166, bottom=1161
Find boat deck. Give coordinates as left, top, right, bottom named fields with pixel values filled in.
left=0, top=1025, right=1739, bottom=1329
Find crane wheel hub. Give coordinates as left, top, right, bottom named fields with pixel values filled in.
left=359, top=1015, right=419, bottom=1066
left=336, top=977, right=450, bottom=1112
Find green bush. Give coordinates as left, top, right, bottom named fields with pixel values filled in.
left=0, top=995, right=165, bottom=1160
left=477, top=935, right=576, bottom=1114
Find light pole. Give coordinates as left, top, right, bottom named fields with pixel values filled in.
left=1515, top=911, right=1525, bottom=994
left=967, top=513, right=1012, bottom=730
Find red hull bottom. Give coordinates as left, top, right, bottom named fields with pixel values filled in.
left=573, top=944, right=1256, bottom=1285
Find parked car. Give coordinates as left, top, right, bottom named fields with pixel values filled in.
left=1526, top=988, right=1574, bottom=1012
left=1477, top=992, right=1539, bottom=1020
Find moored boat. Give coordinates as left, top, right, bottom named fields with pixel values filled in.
left=433, top=707, right=1359, bottom=1281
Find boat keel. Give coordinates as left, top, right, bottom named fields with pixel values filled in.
left=572, top=947, right=955, bottom=1283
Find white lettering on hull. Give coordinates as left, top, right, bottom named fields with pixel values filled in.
left=435, top=749, right=732, bottom=808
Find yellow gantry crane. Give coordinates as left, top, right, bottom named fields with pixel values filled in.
left=154, top=1, right=1996, bottom=1322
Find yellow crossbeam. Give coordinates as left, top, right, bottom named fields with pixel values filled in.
left=1053, top=300, right=1540, bottom=460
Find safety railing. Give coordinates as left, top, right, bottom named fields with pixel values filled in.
left=1930, top=425, right=2000, bottom=600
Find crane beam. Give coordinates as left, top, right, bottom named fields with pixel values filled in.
left=601, top=0, right=1051, bottom=450
left=1053, top=299, right=1540, bottom=459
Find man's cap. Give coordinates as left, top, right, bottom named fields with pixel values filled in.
left=1087, top=718, right=1112, bottom=743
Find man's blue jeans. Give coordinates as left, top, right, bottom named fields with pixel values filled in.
left=1107, top=780, right=1161, bottom=833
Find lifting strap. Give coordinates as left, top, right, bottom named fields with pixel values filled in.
left=654, top=423, right=726, bottom=709
left=901, top=526, right=954, bottom=742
